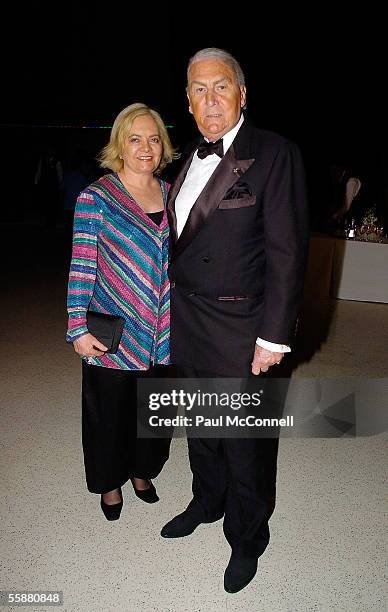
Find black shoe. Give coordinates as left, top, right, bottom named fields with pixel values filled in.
left=224, top=553, right=258, bottom=593
left=161, top=507, right=222, bottom=538
left=130, top=478, right=159, bottom=504
left=100, top=489, right=123, bottom=521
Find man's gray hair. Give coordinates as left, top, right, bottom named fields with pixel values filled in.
left=187, top=47, right=246, bottom=88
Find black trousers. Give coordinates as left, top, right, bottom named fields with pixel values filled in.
left=82, top=361, right=172, bottom=494
left=180, top=366, right=279, bottom=559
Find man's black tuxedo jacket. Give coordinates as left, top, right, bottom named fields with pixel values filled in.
left=167, top=119, right=310, bottom=376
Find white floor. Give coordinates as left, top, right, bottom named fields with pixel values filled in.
left=0, top=232, right=387, bottom=611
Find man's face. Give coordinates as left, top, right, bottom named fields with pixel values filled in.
left=187, top=58, right=246, bottom=141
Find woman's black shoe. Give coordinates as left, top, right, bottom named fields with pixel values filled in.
left=100, top=489, right=123, bottom=521
left=131, top=478, right=159, bottom=504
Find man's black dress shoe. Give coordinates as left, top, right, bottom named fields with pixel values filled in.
left=224, top=553, right=258, bottom=593
left=161, top=507, right=222, bottom=538
left=100, top=489, right=123, bottom=521
left=130, top=478, right=159, bottom=504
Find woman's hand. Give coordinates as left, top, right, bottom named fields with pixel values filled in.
left=73, top=333, right=108, bottom=357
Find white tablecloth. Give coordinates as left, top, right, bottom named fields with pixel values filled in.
left=305, top=235, right=388, bottom=303
left=331, top=238, right=388, bottom=302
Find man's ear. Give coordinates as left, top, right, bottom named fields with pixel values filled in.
left=187, top=93, right=193, bottom=115
left=240, top=86, right=247, bottom=108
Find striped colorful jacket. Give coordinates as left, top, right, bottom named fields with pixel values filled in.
left=66, top=173, right=170, bottom=370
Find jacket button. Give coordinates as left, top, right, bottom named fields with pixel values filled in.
left=171, top=281, right=176, bottom=288
left=202, top=257, right=210, bottom=263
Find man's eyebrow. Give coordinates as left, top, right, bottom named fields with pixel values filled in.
left=190, top=76, right=230, bottom=87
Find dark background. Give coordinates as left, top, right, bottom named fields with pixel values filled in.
left=2, top=6, right=387, bottom=227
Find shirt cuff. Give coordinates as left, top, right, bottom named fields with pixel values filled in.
left=256, top=337, right=291, bottom=353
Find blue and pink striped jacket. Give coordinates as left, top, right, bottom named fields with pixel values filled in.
left=66, top=173, right=170, bottom=369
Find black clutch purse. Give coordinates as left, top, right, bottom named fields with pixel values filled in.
left=86, top=310, right=125, bottom=354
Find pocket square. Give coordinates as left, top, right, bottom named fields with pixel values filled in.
left=223, top=181, right=253, bottom=199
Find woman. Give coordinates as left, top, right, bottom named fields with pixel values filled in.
left=66, top=103, right=178, bottom=520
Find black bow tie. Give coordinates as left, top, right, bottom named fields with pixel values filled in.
left=196, top=138, right=224, bottom=160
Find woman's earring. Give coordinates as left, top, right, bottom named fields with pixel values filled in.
left=119, top=154, right=123, bottom=159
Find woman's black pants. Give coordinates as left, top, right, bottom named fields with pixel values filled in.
left=82, top=361, right=171, bottom=493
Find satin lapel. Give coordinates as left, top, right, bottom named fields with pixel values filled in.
left=167, top=149, right=196, bottom=244
left=172, top=143, right=255, bottom=260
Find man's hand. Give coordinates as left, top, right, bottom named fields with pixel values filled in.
left=251, top=345, right=283, bottom=375
left=73, top=333, right=108, bottom=358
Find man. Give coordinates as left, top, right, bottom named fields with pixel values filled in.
left=162, top=48, right=309, bottom=593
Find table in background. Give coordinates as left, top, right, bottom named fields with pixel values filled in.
left=305, top=234, right=388, bottom=304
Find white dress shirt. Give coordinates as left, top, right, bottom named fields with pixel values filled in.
left=175, top=115, right=290, bottom=355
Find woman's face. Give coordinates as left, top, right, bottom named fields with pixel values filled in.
left=121, top=114, right=163, bottom=175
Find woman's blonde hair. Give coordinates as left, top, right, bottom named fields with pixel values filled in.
left=98, top=102, right=178, bottom=174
